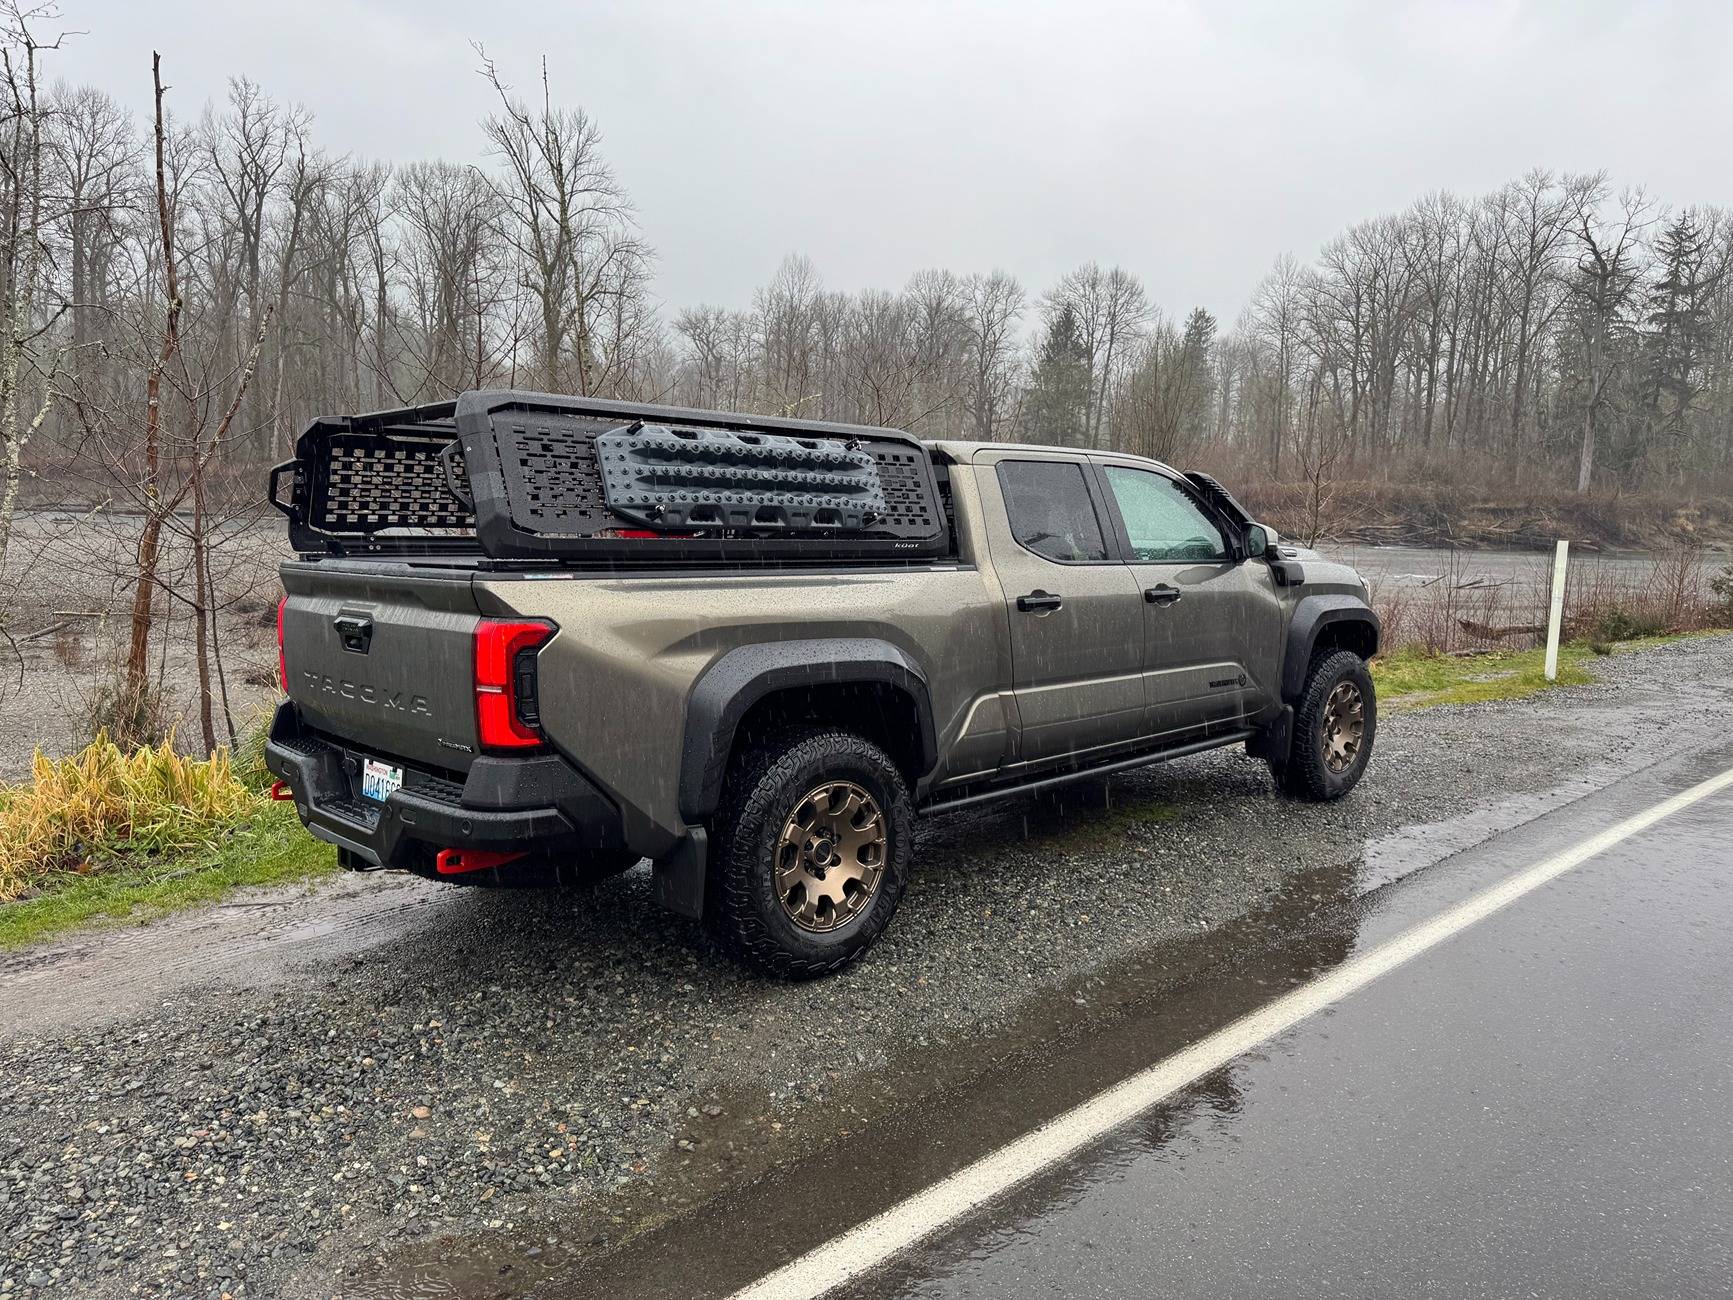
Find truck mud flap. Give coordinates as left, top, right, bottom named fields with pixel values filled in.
left=652, top=828, right=709, bottom=920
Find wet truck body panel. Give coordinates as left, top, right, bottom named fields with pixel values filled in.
left=266, top=392, right=1378, bottom=974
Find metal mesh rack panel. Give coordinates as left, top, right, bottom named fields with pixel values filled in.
left=873, top=446, right=942, bottom=536
left=275, top=391, right=950, bottom=561
left=493, top=412, right=616, bottom=533
left=316, top=435, right=473, bottom=532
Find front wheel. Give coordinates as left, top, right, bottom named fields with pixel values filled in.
left=1269, top=648, right=1376, bottom=801
left=710, top=727, right=913, bottom=979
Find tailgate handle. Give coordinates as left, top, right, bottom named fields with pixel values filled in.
left=333, top=613, right=374, bottom=654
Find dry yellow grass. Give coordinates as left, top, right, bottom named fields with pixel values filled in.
left=0, top=733, right=254, bottom=901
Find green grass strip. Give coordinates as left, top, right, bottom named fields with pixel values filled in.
left=1368, top=634, right=1718, bottom=711
left=0, top=800, right=334, bottom=950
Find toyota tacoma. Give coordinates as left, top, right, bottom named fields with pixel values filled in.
left=265, top=391, right=1379, bottom=977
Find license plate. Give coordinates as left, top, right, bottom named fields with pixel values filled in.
left=360, top=758, right=403, bottom=803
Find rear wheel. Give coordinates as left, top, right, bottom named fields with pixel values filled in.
left=710, top=727, right=913, bottom=978
left=1269, top=648, right=1376, bottom=801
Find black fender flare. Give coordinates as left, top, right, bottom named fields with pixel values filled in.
left=678, top=638, right=936, bottom=824
left=1282, top=595, right=1381, bottom=701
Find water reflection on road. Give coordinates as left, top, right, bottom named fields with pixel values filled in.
left=373, top=852, right=1372, bottom=1300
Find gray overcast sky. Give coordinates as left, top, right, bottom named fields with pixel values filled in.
left=55, top=0, right=1733, bottom=324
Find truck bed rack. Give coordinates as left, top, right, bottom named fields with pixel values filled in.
left=270, top=391, right=950, bottom=563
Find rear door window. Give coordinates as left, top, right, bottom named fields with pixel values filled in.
left=997, top=460, right=1110, bottom=563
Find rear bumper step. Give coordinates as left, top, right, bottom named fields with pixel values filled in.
left=263, top=702, right=625, bottom=870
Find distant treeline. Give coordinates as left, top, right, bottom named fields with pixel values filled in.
left=4, top=13, right=1733, bottom=581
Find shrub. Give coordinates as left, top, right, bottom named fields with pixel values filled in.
left=232, top=709, right=275, bottom=794
left=0, top=733, right=254, bottom=901
left=82, top=675, right=174, bottom=750
left=1713, top=564, right=1733, bottom=625
left=1575, top=603, right=1673, bottom=643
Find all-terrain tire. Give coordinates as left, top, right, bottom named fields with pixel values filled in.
left=710, top=727, right=913, bottom=979
left=408, top=848, right=641, bottom=889
left=1269, top=648, right=1376, bottom=801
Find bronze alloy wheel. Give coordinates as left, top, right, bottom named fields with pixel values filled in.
left=1321, top=679, right=1366, bottom=774
left=774, top=780, right=887, bottom=932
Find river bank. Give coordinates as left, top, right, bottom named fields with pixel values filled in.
left=2, top=501, right=1729, bottom=780
left=1237, top=480, right=1733, bottom=553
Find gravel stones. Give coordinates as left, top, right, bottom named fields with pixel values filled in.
left=2, top=634, right=1729, bottom=1297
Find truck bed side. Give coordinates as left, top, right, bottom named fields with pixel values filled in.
left=474, top=557, right=1010, bottom=859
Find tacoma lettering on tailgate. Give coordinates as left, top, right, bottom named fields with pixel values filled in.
left=301, top=671, right=432, bottom=718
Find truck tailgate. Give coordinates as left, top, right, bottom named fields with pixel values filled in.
left=280, top=562, right=483, bottom=771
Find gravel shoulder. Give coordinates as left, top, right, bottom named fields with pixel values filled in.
left=2, top=634, right=1730, bottom=1299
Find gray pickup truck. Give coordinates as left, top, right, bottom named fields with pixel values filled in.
left=266, top=391, right=1378, bottom=976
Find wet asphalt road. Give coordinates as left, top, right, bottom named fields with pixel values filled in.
left=846, top=761, right=1733, bottom=1299
left=579, top=743, right=1733, bottom=1300
left=7, top=635, right=1733, bottom=1299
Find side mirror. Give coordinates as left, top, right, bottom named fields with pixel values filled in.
left=1244, top=523, right=1279, bottom=561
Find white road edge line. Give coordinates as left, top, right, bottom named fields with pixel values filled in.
left=729, top=764, right=1733, bottom=1300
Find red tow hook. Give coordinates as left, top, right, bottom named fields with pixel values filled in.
left=435, top=847, right=528, bottom=876
left=269, top=780, right=296, bottom=802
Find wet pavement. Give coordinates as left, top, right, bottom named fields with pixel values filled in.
left=569, top=743, right=1733, bottom=1300
left=7, top=634, right=1733, bottom=1300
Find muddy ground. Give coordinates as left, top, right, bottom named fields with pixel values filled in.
left=0, top=511, right=285, bottom=776
left=1, top=633, right=1728, bottom=1298
left=3, top=504, right=1726, bottom=778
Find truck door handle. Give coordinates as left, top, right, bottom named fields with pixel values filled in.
left=333, top=613, right=373, bottom=653
left=1144, top=585, right=1182, bottom=605
left=1016, top=590, right=1063, bottom=613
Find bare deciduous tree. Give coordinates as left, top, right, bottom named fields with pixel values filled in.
left=960, top=270, right=1025, bottom=439
left=0, top=1, right=65, bottom=582
left=1567, top=191, right=1654, bottom=493
left=1044, top=262, right=1151, bottom=448
left=478, top=49, right=652, bottom=398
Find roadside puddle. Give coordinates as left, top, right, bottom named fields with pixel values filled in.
left=1357, top=773, right=1608, bottom=893
left=332, top=852, right=1375, bottom=1299
left=338, top=750, right=1668, bottom=1298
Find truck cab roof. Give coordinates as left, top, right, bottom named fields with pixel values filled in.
left=925, top=440, right=1182, bottom=476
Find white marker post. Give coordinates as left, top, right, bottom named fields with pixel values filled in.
left=1544, top=539, right=1570, bottom=681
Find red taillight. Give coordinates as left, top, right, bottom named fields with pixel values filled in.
left=276, top=595, right=289, bottom=693
left=474, top=619, right=554, bottom=751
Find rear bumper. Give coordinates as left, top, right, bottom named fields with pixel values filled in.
left=263, top=701, right=625, bottom=869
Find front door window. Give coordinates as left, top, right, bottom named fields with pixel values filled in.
left=1100, top=466, right=1227, bottom=563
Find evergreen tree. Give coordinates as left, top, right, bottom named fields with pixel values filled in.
left=1022, top=305, right=1091, bottom=445
left=1645, top=212, right=1722, bottom=444
left=1180, top=306, right=1217, bottom=360
left=1178, top=307, right=1218, bottom=444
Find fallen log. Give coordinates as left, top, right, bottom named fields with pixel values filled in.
left=1457, top=617, right=1545, bottom=641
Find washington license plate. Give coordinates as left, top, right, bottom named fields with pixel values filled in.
left=360, top=758, right=403, bottom=802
